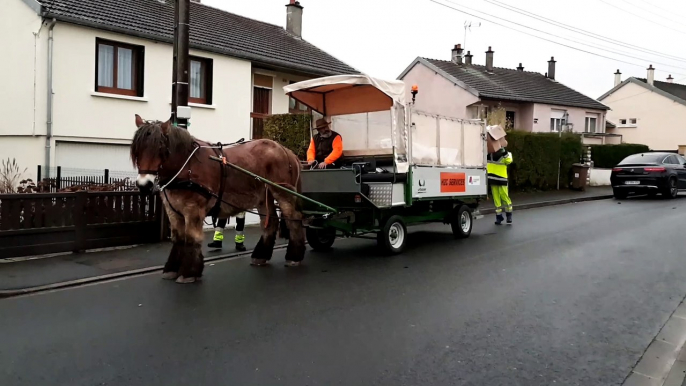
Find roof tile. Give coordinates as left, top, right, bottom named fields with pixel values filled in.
left=40, top=0, right=358, bottom=76
left=423, top=58, right=608, bottom=110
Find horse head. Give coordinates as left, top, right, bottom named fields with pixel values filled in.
left=130, top=114, right=193, bottom=193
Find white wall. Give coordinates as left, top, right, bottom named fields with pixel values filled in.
left=0, top=136, right=45, bottom=182
left=589, top=168, right=612, bottom=186
left=532, top=103, right=606, bottom=134
left=0, top=0, right=47, bottom=179
left=50, top=23, right=253, bottom=149
left=0, top=0, right=46, bottom=138
left=400, top=63, right=480, bottom=118
left=602, top=82, right=686, bottom=151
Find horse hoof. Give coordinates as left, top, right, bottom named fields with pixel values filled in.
left=175, top=276, right=196, bottom=284
left=284, top=261, right=301, bottom=267
left=161, top=272, right=179, bottom=280
left=250, top=259, right=269, bottom=267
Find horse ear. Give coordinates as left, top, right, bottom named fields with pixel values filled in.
left=161, top=120, right=171, bottom=135
left=135, top=114, right=145, bottom=128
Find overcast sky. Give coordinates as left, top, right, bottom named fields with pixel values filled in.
left=204, top=0, right=686, bottom=99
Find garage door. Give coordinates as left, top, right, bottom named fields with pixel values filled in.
left=55, top=142, right=136, bottom=174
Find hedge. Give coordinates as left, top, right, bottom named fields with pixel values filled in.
left=589, top=144, right=650, bottom=168
left=505, top=131, right=583, bottom=191
left=263, top=113, right=312, bottom=160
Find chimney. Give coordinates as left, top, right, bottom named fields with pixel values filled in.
left=485, top=46, right=494, bottom=72
left=517, top=63, right=524, bottom=71
left=464, top=51, right=473, bottom=65
left=614, top=69, right=622, bottom=87
left=286, top=0, right=304, bottom=38
left=667, top=74, right=674, bottom=83
left=647, top=64, right=655, bottom=85
left=451, top=44, right=464, bottom=65
left=547, top=56, right=556, bottom=80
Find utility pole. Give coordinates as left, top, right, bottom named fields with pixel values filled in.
left=171, top=0, right=191, bottom=129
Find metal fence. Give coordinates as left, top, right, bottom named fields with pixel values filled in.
left=31, top=166, right=138, bottom=192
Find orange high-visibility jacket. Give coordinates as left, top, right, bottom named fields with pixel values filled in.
left=307, top=135, right=343, bottom=165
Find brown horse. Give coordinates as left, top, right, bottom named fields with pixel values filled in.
left=130, top=114, right=305, bottom=283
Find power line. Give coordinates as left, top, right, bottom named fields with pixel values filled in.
left=428, top=0, right=686, bottom=76
left=646, top=0, right=686, bottom=19
left=482, top=0, right=686, bottom=63
left=597, top=0, right=686, bottom=36
left=616, top=0, right=685, bottom=26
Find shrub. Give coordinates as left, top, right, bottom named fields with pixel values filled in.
left=505, top=131, right=583, bottom=190
left=589, top=144, right=651, bottom=168
left=1, top=158, right=27, bottom=194
left=263, top=114, right=312, bottom=160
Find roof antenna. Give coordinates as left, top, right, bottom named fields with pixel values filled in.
left=463, top=21, right=481, bottom=55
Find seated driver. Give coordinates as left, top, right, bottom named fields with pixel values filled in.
left=307, top=117, right=343, bottom=169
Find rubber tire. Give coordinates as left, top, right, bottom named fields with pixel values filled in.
left=451, top=205, right=473, bottom=239
left=613, top=189, right=627, bottom=200
left=663, top=178, right=678, bottom=200
left=306, top=227, right=336, bottom=251
left=377, top=216, right=407, bottom=255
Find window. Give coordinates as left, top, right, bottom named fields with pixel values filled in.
left=585, top=114, right=598, bottom=133
left=619, top=119, right=627, bottom=125
left=664, top=155, right=680, bottom=165
left=289, top=81, right=311, bottom=114
left=550, top=109, right=566, bottom=132
left=630, top=118, right=637, bottom=124
left=677, top=155, right=686, bottom=165
left=189, top=57, right=213, bottom=105
left=95, top=39, right=144, bottom=96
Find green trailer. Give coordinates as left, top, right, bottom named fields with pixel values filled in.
left=282, top=75, right=488, bottom=254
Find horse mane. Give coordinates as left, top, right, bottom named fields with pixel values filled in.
left=130, top=120, right=195, bottom=166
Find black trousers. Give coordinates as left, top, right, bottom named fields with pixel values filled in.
left=216, top=216, right=245, bottom=232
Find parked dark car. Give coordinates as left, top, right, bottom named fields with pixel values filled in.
left=610, top=152, right=686, bottom=199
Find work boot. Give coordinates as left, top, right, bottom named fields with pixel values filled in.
left=235, top=242, right=247, bottom=252
left=495, top=213, right=504, bottom=225
left=506, top=212, right=513, bottom=224
left=207, top=240, right=223, bottom=249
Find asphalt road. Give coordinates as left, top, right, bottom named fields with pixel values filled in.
left=1, top=197, right=685, bottom=386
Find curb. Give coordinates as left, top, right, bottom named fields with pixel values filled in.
left=479, top=194, right=614, bottom=215
left=623, top=299, right=686, bottom=386
left=0, top=194, right=613, bottom=299
left=0, top=244, right=290, bottom=299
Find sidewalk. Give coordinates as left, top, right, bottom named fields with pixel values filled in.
left=0, top=187, right=612, bottom=293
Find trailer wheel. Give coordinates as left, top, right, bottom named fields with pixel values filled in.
left=451, top=205, right=473, bottom=239
left=378, top=216, right=407, bottom=254
left=306, top=227, right=336, bottom=251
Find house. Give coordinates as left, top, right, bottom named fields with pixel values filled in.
left=1, top=0, right=357, bottom=179
left=599, top=66, right=686, bottom=153
left=398, top=44, right=612, bottom=144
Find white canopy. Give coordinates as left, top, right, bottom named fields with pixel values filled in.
left=284, top=74, right=406, bottom=116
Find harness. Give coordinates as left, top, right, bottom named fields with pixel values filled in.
left=146, top=139, right=244, bottom=221
left=141, top=138, right=299, bottom=225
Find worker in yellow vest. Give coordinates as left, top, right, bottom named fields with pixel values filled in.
left=208, top=212, right=247, bottom=251
left=487, top=147, right=514, bottom=225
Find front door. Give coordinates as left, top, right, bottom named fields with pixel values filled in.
left=506, top=111, right=515, bottom=130
left=251, top=74, right=273, bottom=139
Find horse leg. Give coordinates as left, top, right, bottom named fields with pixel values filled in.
left=250, top=194, right=279, bottom=266
left=177, top=211, right=205, bottom=284
left=162, top=205, right=184, bottom=280
left=273, top=192, right=306, bottom=267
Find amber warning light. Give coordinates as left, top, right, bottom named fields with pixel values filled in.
left=411, top=84, right=419, bottom=104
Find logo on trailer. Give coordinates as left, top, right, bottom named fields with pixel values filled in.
left=418, top=179, right=427, bottom=194
left=467, top=176, right=481, bottom=186
left=440, top=172, right=466, bottom=193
